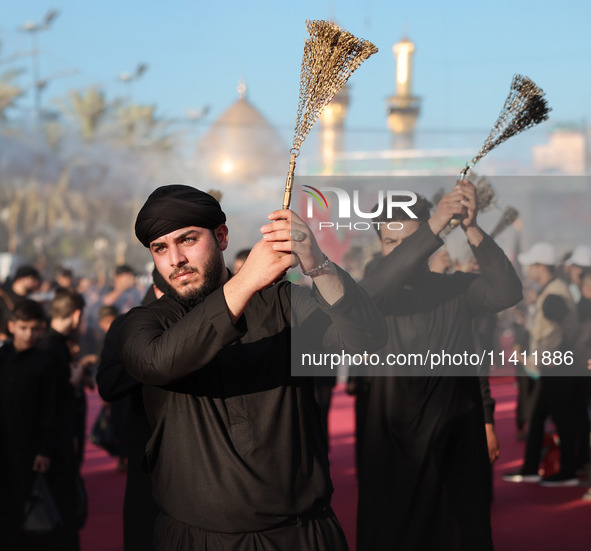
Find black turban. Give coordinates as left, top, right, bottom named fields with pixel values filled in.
left=135, top=185, right=226, bottom=247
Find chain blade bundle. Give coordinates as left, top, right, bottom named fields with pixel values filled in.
left=292, top=20, right=378, bottom=152
left=473, top=174, right=495, bottom=213
left=469, top=75, right=551, bottom=172
left=282, top=20, right=377, bottom=209
left=439, top=175, right=496, bottom=239
left=466, top=74, right=551, bottom=171
left=450, top=74, right=551, bottom=228
left=490, top=207, right=519, bottom=239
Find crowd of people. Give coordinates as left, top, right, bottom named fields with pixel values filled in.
left=0, top=181, right=590, bottom=551
left=0, top=260, right=152, bottom=550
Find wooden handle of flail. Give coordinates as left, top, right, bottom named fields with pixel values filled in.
left=282, top=152, right=297, bottom=210
left=449, top=166, right=471, bottom=228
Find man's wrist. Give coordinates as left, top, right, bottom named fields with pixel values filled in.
left=428, top=216, right=447, bottom=237
left=464, top=225, right=484, bottom=247
left=222, top=277, right=256, bottom=324
left=302, top=254, right=331, bottom=277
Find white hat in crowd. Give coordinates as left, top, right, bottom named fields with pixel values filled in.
left=518, top=242, right=557, bottom=266
left=565, top=245, right=591, bottom=267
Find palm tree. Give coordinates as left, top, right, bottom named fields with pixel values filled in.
left=0, top=69, right=25, bottom=122
left=56, top=86, right=110, bottom=141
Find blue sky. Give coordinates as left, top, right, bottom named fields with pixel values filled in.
left=2, top=1, right=590, bottom=153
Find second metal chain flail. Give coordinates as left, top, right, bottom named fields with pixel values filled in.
left=450, top=74, right=551, bottom=228
left=490, top=207, right=520, bottom=239
left=437, top=174, right=497, bottom=239
left=282, top=20, right=378, bottom=210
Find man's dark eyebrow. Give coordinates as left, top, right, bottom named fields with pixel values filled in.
left=175, top=229, right=201, bottom=242
left=150, top=229, right=202, bottom=249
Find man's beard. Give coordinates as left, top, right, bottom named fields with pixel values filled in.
left=161, top=250, right=224, bottom=309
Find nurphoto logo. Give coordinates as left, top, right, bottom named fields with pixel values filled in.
left=303, top=186, right=418, bottom=232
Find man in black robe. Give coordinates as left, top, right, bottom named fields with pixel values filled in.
left=0, top=299, right=58, bottom=550
left=96, top=269, right=166, bottom=551
left=0, top=265, right=41, bottom=342
left=356, top=181, right=522, bottom=551
left=39, top=287, right=87, bottom=550
left=116, top=184, right=386, bottom=551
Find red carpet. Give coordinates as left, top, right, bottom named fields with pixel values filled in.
left=80, top=394, right=124, bottom=551
left=80, top=380, right=591, bottom=550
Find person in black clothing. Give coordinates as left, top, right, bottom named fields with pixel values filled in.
left=313, top=375, right=337, bottom=441
left=0, top=265, right=41, bottom=342
left=96, top=305, right=130, bottom=472
left=232, top=248, right=251, bottom=274
left=356, top=181, right=522, bottom=551
left=345, top=375, right=370, bottom=476
left=510, top=302, right=537, bottom=440
left=39, top=287, right=87, bottom=550
left=574, top=270, right=591, bottom=472
left=576, top=269, right=591, bottom=499
left=52, top=266, right=76, bottom=291
left=0, top=299, right=58, bottom=550
left=96, top=269, right=166, bottom=551
left=116, top=184, right=386, bottom=551
left=504, top=242, right=580, bottom=486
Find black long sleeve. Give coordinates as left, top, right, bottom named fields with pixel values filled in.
left=119, top=268, right=386, bottom=386
left=467, top=232, right=523, bottom=312
left=478, top=375, right=496, bottom=425
left=96, top=315, right=141, bottom=402
left=360, top=222, right=443, bottom=304
left=361, top=223, right=522, bottom=315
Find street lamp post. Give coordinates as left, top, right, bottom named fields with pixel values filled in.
left=118, top=63, right=149, bottom=104
left=19, top=9, right=60, bottom=118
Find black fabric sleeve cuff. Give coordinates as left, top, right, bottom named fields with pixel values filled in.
left=311, top=264, right=388, bottom=353
left=119, top=286, right=249, bottom=385
left=207, top=285, right=248, bottom=337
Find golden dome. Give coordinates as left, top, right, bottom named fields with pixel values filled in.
left=196, top=93, right=287, bottom=183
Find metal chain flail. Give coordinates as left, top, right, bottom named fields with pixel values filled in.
left=439, top=175, right=496, bottom=238
left=282, top=20, right=377, bottom=209
left=472, top=174, right=495, bottom=213
left=467, top=74, right=551, bottom=169
left=432, top=174, right=495, bottom=211
left=292, top=20, right=378, bottom=152
left=490, top=207, right=519, bottom=239
left=451, top=74, right=551, bottom=227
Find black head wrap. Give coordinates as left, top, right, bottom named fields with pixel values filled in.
left=135, top=184, right=226, bottom=247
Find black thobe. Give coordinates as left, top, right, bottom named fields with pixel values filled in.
left=117, top=267, right=385, bottom=550
left=356, top=223, right=522, bottom=551
left=574, top=297, right=591, bottom=467
left=38, top=329, right=82, bottom=550
left=0, top=342, right=58, bottom=547
left=97, top=314, right=160, bottom=551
